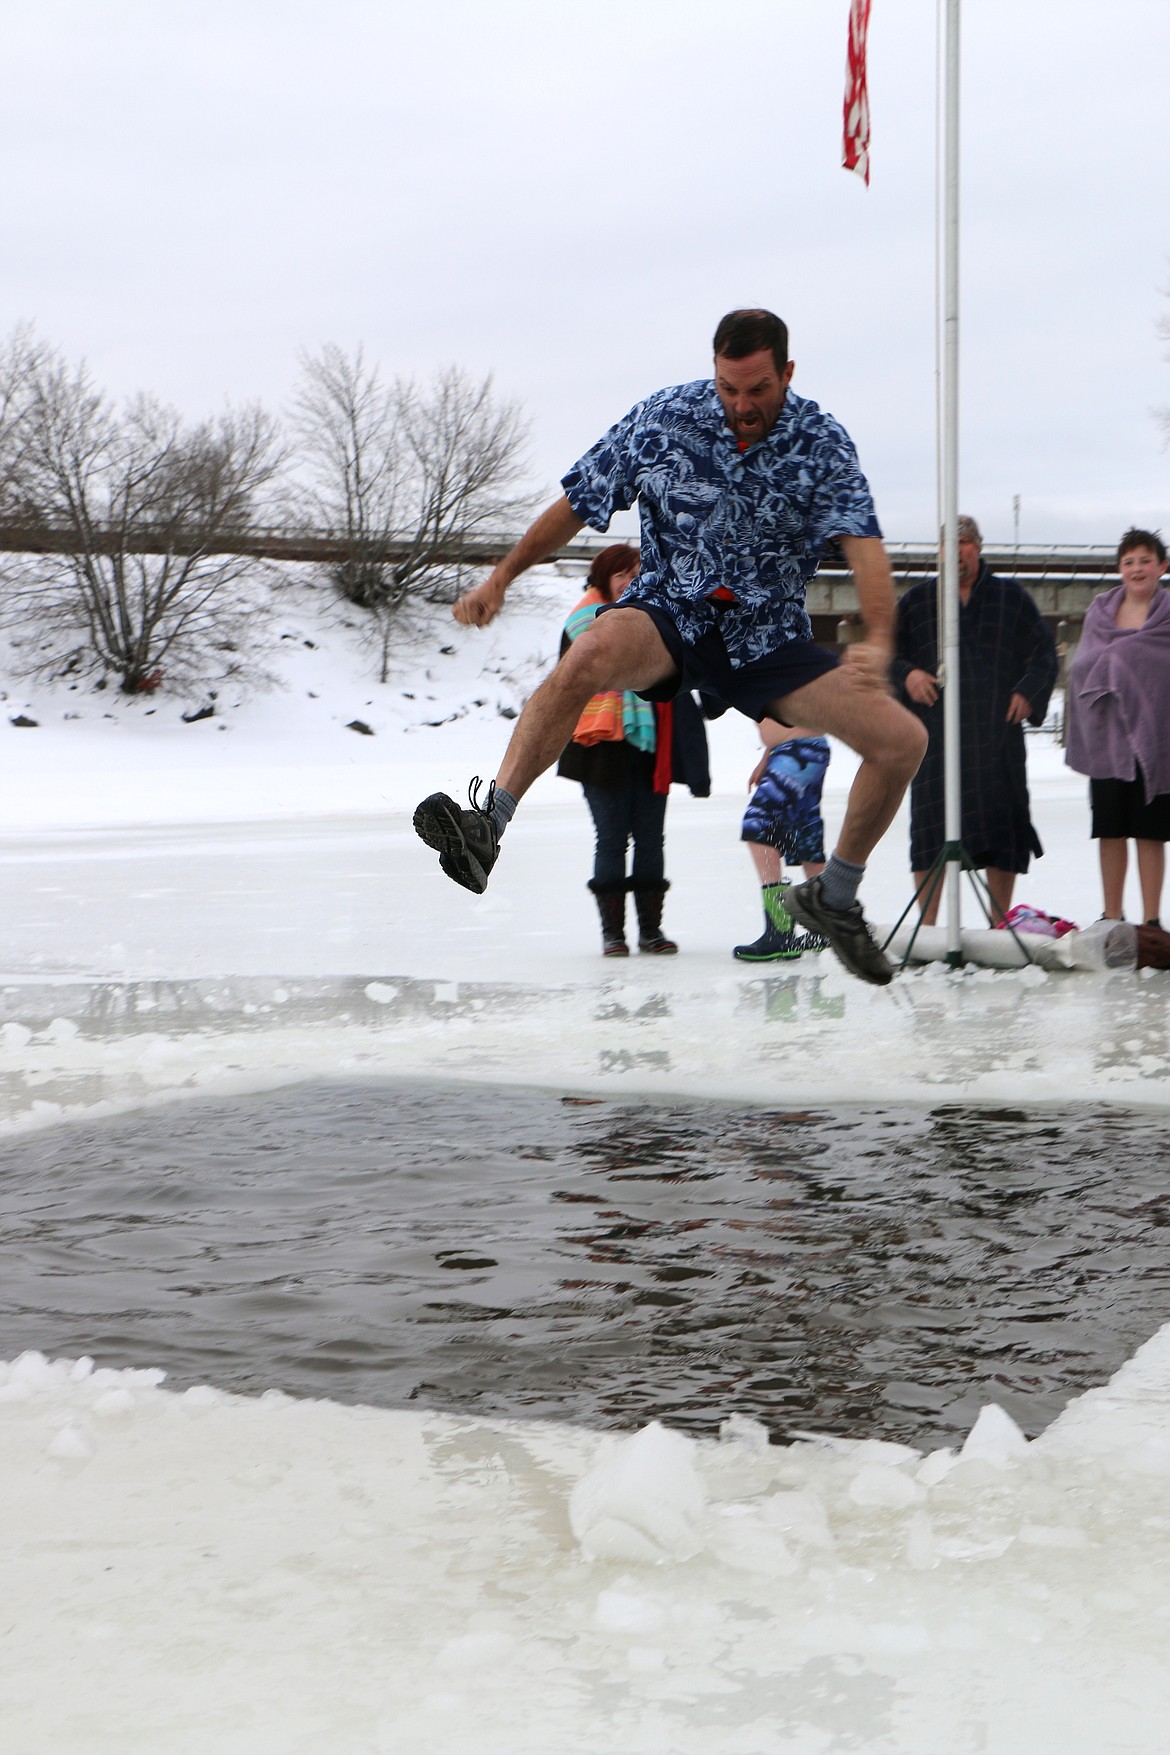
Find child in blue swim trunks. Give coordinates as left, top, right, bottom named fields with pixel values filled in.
left=735, top=720, right=831, bottom=961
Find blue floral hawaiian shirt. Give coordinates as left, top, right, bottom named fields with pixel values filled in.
left=561, top=380, right=881, bottom=667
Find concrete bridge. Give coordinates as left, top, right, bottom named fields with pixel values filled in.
left=0, top=519, right=1118, bottom=641
left=548, top=534, right=1117, bottom=630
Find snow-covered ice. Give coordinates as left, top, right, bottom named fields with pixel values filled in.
left=6, top=1333, right=1170, bottom=1754
left=3, top=739, right=1170, bottom=1132
left=3, top=571, right=1170, bottom=1750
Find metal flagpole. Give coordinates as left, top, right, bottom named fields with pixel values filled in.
left=940, top=0, right=962, bottom=964
left=884, top=0, right=1035, bottom=970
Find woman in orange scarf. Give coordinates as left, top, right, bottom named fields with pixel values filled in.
left=556, top=543, right=682, bottom=956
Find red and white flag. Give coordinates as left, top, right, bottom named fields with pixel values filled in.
left=842, top=0, right=872, bottom=185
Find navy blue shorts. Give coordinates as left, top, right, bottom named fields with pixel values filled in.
left=600, top=600, right=839, bottom=722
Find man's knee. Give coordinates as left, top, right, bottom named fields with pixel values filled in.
left=554, top=631, right=621, bottom=697
left=893, top=707, right=929, bottom=773
left=558, top=612, right=672, bottom=696
left=853, top=699, right=927, bottom=776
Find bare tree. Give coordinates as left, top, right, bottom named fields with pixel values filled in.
left=290, top=345, right=406, bottom=611
left=292, top=346, right=533, bottom=679
left=0, top=323, right=49, bottom=518
left=3, top=348, right=283, bottom=694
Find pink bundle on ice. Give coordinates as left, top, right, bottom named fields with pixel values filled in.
left=994, top=904, right=1078, bottom=940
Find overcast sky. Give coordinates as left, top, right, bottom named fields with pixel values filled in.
left=3, top=0, right=1168, bottom=545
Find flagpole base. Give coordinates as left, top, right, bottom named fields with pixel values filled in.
left=883, top=841, right=1036, bottom=970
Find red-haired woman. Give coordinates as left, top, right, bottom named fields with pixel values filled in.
left=556, top=544, right=710, bottom=955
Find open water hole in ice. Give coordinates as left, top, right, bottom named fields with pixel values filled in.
left=3, top=1080, right=1170, bottom=1446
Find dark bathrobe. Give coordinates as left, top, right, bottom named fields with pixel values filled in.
left=892, top=565, right=1058, bottom=873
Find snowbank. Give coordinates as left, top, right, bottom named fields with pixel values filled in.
left=5, top=1338, right=1170, bottom=1754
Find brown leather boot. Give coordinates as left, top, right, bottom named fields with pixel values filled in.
left=632, top=881, right=678, bottom=954
left=588, top=879, right=629, bottom=956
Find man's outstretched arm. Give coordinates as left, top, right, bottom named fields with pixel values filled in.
left=453, top=495, right=585, bottom=626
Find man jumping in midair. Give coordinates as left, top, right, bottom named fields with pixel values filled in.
left=414, top=309, right=926, bottom=985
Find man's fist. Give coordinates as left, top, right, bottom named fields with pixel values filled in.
left=844, top=638, right=893, bottom=692
left=453, top=573, right=507, bottom=627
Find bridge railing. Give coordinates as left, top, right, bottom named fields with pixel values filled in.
left=0, top=519, right=1117, bottom=617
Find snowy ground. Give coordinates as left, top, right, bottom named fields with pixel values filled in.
left=4, top=571, right=1170, bottom=1752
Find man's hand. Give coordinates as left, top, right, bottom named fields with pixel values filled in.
left=453, top=572, right=508, bottom=627
left=747, top=753, right=770, bottom=791
left=905, top=667, right=940, bottom=707
left=451, top=492, right=586, bottom=631
left=842, top=637, right=893, bottom=693
left=1005, top=691, right=1031, bottom=724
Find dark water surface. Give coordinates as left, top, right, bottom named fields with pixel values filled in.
left=3, top=1081, right=1170, bottom=1445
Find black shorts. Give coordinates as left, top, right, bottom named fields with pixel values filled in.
left=600, top=600, right=839, bottom=723
left=1090, top=772, right=1170, bottom=842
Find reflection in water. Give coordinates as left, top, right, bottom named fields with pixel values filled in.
left=2, top=1081, right=1169, bottom=1447
left=1093, top=984, right=1170, bottom=1074
left=747, top=973, right=846, bottom=1023
left=594, top=991, right=672, bottom=1022
left=896, top=964, right=1170, bottom=1087
left=598, top=1048, right=672, bottom=1074
left=0, top=972, right=546, bottom=1036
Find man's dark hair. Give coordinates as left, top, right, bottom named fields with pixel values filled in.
left=712, top=309, right=789, bottom=375
left=1117, top=527, right=1167, bottom=568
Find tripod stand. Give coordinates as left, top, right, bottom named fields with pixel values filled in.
left=882, top=839, right=1036, bottom=969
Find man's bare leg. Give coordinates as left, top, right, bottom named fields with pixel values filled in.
left=985, top=868, right=1015, bottom=924
left=914, top=870, right=943, bottom=925
left=414, top=608, right=676, bottom=893
left=916, top=866, right=1011, bottom=927
left=774, top=665, right=926, bottom=863
left=773, top=663, right=926, bottom=984
left=495, top=608, right=674, bottom=800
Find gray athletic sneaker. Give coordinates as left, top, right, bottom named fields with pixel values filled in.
left=413, top=778, right=500, bottom=894
left=786, top=876, right=893, bottom=986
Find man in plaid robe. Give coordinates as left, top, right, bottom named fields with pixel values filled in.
left=892, top=516, right=1058, bottom=923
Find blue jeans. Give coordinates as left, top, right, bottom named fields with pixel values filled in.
left=583, top=779, right=667, bottom=887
